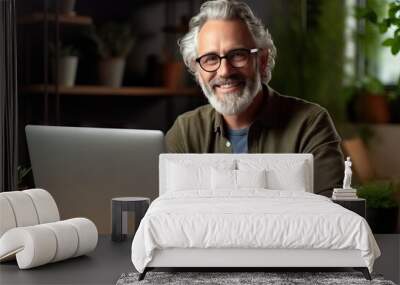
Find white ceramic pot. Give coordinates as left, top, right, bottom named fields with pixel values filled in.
left=98, top=57, right=126, bottom=88
left=61, top=0, right=76, bottom=16
left=57, top=56, right=78, bottom=87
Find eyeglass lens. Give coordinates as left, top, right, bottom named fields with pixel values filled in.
left=199, top=49, right=251, bottom=72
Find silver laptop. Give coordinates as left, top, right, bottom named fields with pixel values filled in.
left=26, top=125, right=164, bottom=234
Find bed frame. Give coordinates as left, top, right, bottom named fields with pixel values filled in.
left=138, top=154, right=371, bottom=281
left=140, top=248, right=371, bottom=280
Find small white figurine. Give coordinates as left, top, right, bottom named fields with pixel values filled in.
left=342, top=156, right=352, bottom=189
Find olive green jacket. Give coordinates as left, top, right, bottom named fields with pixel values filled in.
left=166, top=85, right=344, bottom=195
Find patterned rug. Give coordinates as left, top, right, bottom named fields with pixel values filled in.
left=116, top=271, right=396, bottom=285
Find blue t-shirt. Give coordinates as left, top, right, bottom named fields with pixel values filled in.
left=227, top=127, right=249, bottom=153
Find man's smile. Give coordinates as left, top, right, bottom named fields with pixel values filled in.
left=211, top=78, right=245, bottom=95
left=215, top=81, right=243, bottom=93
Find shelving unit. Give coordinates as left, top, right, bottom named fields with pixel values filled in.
left=18, top=0, right=201, bottom=128
left=18, top=13, right=93, bottom=25
left=22, top=85, right=200, bottom=96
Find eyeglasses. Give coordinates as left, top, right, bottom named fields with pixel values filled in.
left=195, top=48, right=259, bottom=72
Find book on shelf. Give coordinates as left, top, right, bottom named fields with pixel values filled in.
left=333, top=193, right=357, bottom=197
left=332, top=193, right=359, bottom=200
left=332, top=188, right=359, bottom=200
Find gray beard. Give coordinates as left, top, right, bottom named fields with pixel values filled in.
left=198, top=72, right=262, bottom=116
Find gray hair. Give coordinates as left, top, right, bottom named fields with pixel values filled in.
left=178, top=0, right=277, bottom=84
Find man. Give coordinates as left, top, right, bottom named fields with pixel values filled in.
left=166, top=0, right=344, bottom=196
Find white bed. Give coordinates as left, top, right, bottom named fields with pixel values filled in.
left=131, top=154, right=380, bottom=280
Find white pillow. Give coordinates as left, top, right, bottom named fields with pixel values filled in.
left=238, top=159, right=308, bottom=191
left=211, top=168, right=267, bottom=190
left=166, top=160, right=235, bottom=191
left=237, top=169, right=267, bottom=189
left=211, top=168, right=236, bottom=190
left=167, top=162, right=209, bottom=191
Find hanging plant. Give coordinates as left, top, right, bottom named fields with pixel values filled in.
left=87, top=22, right=135, bottom=59
left=358, top=0, right=400, bottom=55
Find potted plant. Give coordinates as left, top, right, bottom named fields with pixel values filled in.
left=88, top=22, right=134, bottom=88
left=17, top=165, right=31, bottom=190
left=390, top=77, right=400, bottom=123
left=50, top=42, right=79, bottom=87
left=359, top=0, right=400, bottom=56
left=357, top=180, right=399, bottom=233
left=357, top=0, right=400, bottom=122
left=353, top=76, right=391, bottom=123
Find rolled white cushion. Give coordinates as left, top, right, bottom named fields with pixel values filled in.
left=0, top=226, right=57, bottom=269
left=42, top=221, right=79, bottom=262
left=0, top=218, right=98, bottom=269
left=64, top=218, right=98, bottom=257
left=0, top=191, right=39, bottom=227
left=23, top=189, right=60, bottom=223
left=0, top=196, right=17, bottom=237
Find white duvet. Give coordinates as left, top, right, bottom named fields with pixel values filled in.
left=131, top=190, right=380, bottom=273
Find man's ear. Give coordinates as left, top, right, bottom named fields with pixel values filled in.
left=190, top=55, right=202, bottom=75
left=190, top=59, right=197, bottom=73
left=258, top=49, right=269, bottom=77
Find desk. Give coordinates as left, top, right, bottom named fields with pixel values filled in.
left=1, top=235, right=398, bottom=284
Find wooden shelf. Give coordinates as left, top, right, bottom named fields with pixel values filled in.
left=135, top=0, right=192, bottom=8
left=18, top=13, right=93, bottom=25
left=21, top=85, right=200, bottom=96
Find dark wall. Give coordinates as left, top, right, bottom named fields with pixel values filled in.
left=15, top=0, right=292, bottom=174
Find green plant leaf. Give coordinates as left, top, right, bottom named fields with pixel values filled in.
left=388, top=3, right=400, bottom=18
left=382, top=38, right=395, bottom=46
left=361, top=75, right=385, bottom=94
left=357, top=180, right=399, bottom=208
left=365, top=9, right=378, bottom=23
left=391, top=40, right=400, bottom=54
left=355, top=6, right=369, bottom=19
left=356, top=6, right=378, bottom=23
left=378, top=20, right=389, bottom=33
left=91, top=22, right=134, bottom=58
left=393, top=18, right=400, bottom=26
left=17, top=166, right=31, bottom=186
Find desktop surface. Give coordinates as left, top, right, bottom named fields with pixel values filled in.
left=0, top=235, right=398, bottom=285
left=0, top=235, right=133, bottom=285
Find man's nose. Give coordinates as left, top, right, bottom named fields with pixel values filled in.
left=217, top=58, right=234, bottom=77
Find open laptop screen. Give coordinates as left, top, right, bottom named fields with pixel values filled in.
left=26, top=125, right=164, bottom=234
